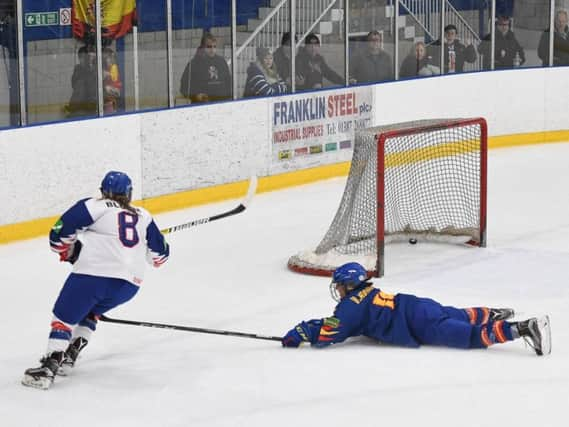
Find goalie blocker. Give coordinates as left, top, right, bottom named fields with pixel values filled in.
left=288, top=118, right=487, bottom=277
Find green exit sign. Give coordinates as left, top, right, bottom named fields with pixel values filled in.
left=25, top=12, right=59, bottom=27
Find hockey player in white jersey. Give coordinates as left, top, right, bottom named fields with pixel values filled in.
left=22, top=171, right=170, bottom=390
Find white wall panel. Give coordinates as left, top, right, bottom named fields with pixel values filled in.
left=0, top=115, right=141, bottom=224
left=139, top=99, right=268, bottom=198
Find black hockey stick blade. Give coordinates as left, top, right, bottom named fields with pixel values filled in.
left=99, top=314, right=282, bottom=342
left=161, top=175, right=258, bottom=235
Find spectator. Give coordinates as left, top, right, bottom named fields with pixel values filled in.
left=296, top=33, right=344, bottom=90
left=478, top=16, right=525, bottom=70
left=349, top=30, right=393, bottom=84
left=273, top=32, right=305, bottom=88
left=399, top=41, right=440, bottom=78
left=102, top=47, right=122, bottom=114
left=538, top=9, right=569, bottom=66
left=180, top=33, right=232, bottom=103
left=244, top=47, right=289, bottom=98
left=428, top=24, right=477, bottom=73
left=0, top=7, right=19, bottom=126
left=65, top=45, right=97, bottom=118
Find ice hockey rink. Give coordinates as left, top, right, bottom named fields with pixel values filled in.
left=1, top=141, right=568, bottom=427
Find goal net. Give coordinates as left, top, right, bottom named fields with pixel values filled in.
left=288, top=118, right=487, bottom=277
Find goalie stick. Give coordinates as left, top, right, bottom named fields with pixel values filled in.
left=99, top=314, right=282, bottom=342
left=160, top=175, right=258, bottom=235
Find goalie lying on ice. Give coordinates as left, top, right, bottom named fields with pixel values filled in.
left=282, top=262, right=551, bottom=356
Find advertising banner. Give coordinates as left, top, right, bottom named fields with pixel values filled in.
left=270, top=86, right=373, bottom=172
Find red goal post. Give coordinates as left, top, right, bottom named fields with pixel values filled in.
left=288, top=117, right=487, bottom=278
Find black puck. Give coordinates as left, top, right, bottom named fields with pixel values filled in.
left=409, top=238, right=417, bottom=245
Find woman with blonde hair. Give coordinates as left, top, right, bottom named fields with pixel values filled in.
left=244, top=47, right=289, bottom=97
left=400, top=41, right=440, bottom=78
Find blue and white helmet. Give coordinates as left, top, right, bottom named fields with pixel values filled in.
left=100, top=171, right=133, bottom=201
left=330, top=262, right=369, bottom=301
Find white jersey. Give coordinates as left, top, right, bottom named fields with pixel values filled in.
left=50, top=198, right=169, bottom=286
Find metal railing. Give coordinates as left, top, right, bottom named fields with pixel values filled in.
left=399, top=0, right=482, bottom=70
left=234, top=0, right=339, bottom=96
left=400, top=0, right=480, bottom=43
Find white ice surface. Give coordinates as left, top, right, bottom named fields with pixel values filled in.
left=1, top=143, right=569, bottom=427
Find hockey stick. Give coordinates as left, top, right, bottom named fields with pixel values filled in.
left=99, top=314, right=282, bottom=342
left=160, top=175, right=258, bottom=235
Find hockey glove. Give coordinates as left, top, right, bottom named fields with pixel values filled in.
left=282, top=320, right=322, bottom=347
left=60, top=240, right=83, bottom=264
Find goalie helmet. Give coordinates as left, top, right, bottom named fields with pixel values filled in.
left=330, top=262, right=369, bottom=301
left=100, top=171, right=132, bottom=201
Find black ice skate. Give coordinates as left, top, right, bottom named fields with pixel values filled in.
left=22, top=351, right=66, bottom=390
left=489, top=308, right=515, bottom=321
left=516, top=316, right=551, bottom=356
left=60, top=337, right=89, bottom=376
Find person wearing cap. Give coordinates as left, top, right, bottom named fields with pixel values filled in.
left=273, top=32, right=305, bottom=87
left=295, top=32, right=344, bottom=90
left=427, top=24, right=477, bottom=73
left=478, top=16, right=525, bottom=70
left=244, top=47, right=289, bottom=98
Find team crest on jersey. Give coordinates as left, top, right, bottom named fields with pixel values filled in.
left=52, top=219, right=63, bottom=233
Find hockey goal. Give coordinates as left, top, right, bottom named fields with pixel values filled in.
left=288, top=117, right=487, bottom=277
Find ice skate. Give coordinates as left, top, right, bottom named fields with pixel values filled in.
left=59, top=337, right=88, bottom=376
left=517, top=316, right=551, bottom=356
left=22, top=351, right=65, bottom=390
left=489, top=308, right=515, bottom=321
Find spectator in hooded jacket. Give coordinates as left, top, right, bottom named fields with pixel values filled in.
left=538, top=9, right=569, bottom=66
left=244, top=47, right=289, bottom=98
left=296, top=33, right=344, bottom=90
left=180, top=33, right=232, bottom=103
left=478, top=16, right=525, bottom=70
left=349, top=30, right=393, bottom=84
left=399, top=41, right=441, bottom=78
left=428, top=24, right=477, bottom=73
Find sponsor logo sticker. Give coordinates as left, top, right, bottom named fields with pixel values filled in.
left=309, top=145, right=323, bottom=154
left=325, top=142, right=338, bottom=152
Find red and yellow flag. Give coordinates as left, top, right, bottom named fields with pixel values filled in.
left=72, top=0, right=137, bottom=41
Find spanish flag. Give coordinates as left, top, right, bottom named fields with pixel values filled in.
left=72, top=0, right=137, bottom=41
